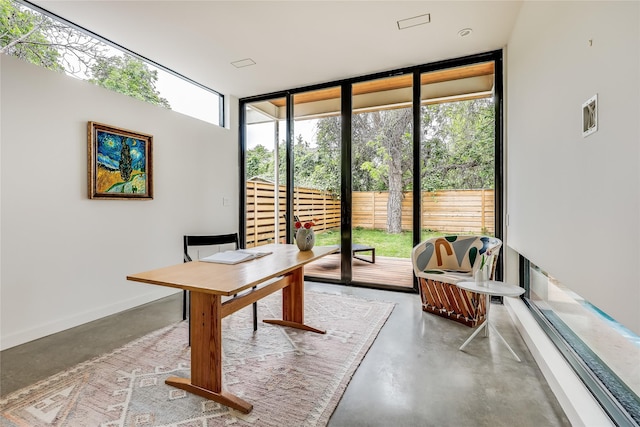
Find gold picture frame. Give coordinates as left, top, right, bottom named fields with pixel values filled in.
left=87, top=121, right=153, bottom=200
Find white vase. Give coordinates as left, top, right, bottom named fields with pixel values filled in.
left=295, top=228, right=315, bottom=251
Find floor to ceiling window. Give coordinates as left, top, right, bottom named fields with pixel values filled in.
left=292, top=87, right=342, bottom=281
left=348, top=75, right=414, bottom=287
left=419, top=62, right=497, bottom=242
left=240, top=51, right=502, bottom=290
left=244, top=97, right=287, bottom=247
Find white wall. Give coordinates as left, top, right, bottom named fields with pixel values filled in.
left=0, top=55, right=240, bottom=350
left=506, top=1, right=640, bottom=334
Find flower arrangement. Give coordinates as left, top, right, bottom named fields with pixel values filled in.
left=479, top=254, right=487, bottom=271
left=294, top=218, right=317, bottom=251
left=295, top=220, right=316, bottom=230
left=478, top=249, right=493, bottom=271
left=475, top=249, right=492, bottom=284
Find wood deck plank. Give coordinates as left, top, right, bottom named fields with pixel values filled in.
left=304, top=254, right=414, bottom=288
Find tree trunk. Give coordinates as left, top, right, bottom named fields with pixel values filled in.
left=387, top=136, right=403, bottom=233
left=385, top=110, right=411, bottom=234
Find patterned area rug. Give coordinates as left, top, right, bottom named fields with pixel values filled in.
left=0, top=291, right=394, bottom=427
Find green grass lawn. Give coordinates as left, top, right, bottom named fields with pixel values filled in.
left=314, top=227, right=446, bottom=259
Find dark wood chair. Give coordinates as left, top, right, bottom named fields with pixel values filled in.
left=183, top=234, right=258, bottom=343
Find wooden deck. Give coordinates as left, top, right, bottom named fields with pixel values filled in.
left=304, top=254, right=414, bottom=289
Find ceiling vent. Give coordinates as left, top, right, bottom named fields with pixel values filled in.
left=231, top=58, right=256, bottom=68
left=397, top=13, right=431, bottom=30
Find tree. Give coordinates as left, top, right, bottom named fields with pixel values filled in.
left=1, top=0, right=60, bottom=70
left=1, top=0, right=105, bottom=74
left=1, top=0, right=170, bottom=109
left=313, top=114, right=387, bottom=195
left=293, top=134, right=317, bottom=188
left=352, top=113, right=385, bottom=191
left=89, top=55, right=170, bottom=108
left=243, top=98, right=495, bottom=233
left=313, top=117, right=342, bottom=194
left=357, top=108, right=413, bottom=233
left=421, top=99, right=494, bottom=191
left=246, top=144, right=274, bottom=180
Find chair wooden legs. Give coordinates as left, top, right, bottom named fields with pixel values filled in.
left=418, top=278, right=486, bottom=327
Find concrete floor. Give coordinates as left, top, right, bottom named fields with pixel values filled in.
left=1, top=282, right=570, bottom=426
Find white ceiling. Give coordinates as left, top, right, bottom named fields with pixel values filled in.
left=31, top=1, right=522, bottom=99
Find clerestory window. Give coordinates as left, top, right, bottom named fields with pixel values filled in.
left=1, top=0, right=224, bottom=126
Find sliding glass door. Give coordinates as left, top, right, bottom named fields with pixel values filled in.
left=349, top=75, right=414, bottom=288
left=244, top=97, right=286, bottom=248
left=419, top=62, right=497, bottom=241
left=292, top=87, right=342, bottom=281
left=240, top=51, right=503, bottom=290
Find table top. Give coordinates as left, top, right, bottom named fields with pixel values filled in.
left=457, top=280, right=525, bottom=297
left=127, top=244, right=338, bottom=296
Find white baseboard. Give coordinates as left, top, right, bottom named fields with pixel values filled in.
left=0, top=288, right=179, bottom=351
left=504, top=297, right=613, bottom=427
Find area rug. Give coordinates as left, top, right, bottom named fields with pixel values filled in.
left=0, top=290, right=394, bottom=427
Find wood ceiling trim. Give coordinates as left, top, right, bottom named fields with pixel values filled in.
left=269, top=62, right=494, bottom=107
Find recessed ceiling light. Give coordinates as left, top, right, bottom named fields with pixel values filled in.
left=458, top=28, right=473, bottom=37
left=397, top=13, right=431, bottom=30
left=231, top=58, right=256, bottom=68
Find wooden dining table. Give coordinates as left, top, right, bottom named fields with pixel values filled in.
left=126, top=243, right=338, bottom=413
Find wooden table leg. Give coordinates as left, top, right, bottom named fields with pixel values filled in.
left=165, top=291, right=253, bottom=413
left=263, top=267, right=326, bottom=334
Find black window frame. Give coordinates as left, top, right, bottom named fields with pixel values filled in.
left=239, top=49, right=503, bottom=291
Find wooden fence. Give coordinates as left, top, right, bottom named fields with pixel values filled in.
left=246, top=180, right=340, bottom=247
left=353, top=189, right=495, bottom=233
left=246, top=180, right=494, bottom=247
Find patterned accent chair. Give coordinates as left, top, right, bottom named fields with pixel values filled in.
left=411, top=235, right=502, bottom=327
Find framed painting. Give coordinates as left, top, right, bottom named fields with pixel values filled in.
left=87, top=122, right=153, bottom=200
